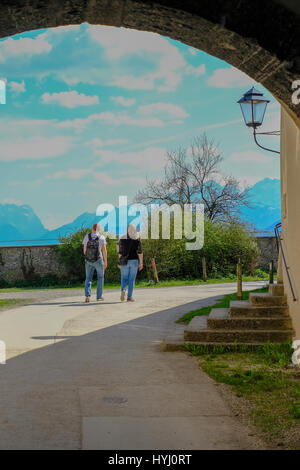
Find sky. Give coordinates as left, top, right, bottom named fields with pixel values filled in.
left=0, top=23, right=280, bottom=229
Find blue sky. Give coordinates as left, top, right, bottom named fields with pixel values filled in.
left=0, top=23, right=280, bottom=229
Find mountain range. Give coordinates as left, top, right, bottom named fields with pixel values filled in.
left=0, top=178, right=281, bottom=246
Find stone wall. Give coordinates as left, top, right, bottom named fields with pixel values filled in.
left=0, top=245, right=67, bottom=283
left=255, top=237, right=278, bottom=271
left=0, top=238, right=277, bottom=284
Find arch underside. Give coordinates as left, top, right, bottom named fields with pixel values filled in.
left=0, top=0, right=299, bottom=124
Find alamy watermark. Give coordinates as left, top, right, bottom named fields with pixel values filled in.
left=0, top=340, right=6, bottom=365
left=0, top=78, right=6, bottom=104
left=292, top=80, right=300, bottom=105
left=292, top=339, right=300, bottom=366
left=95, top=196, right=204, bottom=251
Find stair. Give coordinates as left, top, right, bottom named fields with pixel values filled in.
left=161, top=283, right=295, bottom=351
left=230, top=301, right=289, bottom=317
left=249, top=292, right=287, bottom=306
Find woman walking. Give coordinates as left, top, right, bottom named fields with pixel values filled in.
left=118, top=224, right=143, bottom=302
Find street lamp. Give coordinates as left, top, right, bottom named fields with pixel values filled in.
left=237, top=86, right=280, bottom=155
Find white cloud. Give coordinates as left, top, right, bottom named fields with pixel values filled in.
left=89, top=26, right=171, bottom=59
left=185, top=64, right=206, bottom=77
left=57, top=111, right=164, bottom=131
left=9, top=80, right=25, bottom=94
left=26, top=163, right=51, bottom=168
left=41, top=90, right=99, bottom=108
left=138, top=102, right=189, bottom=119
left=95, top=146, right=167, bottom=171
left=0, top=136, right=74, bottom=161
left=0, top=34, right=52, bottom=62
left=86, top=138, right=129, bottom=149
left=259, top=111, right=281, bottom=134
left=114, top=75, right=157, bottom=90
left=93, top=172, right=145, bottom=187
left=199, top=118, right=242, bottom=131
left=89, top=25, right=185, bottom=92
left=208, top=67, right=253, bottom=88
left=188, top=48, right=197, bottom=56
left=47, top=25, right=80, bottom=34
left=229, top=150, right=273, bottom=164
left=6, top=118, right=56, bottom=128
left=111, top=96, right=136, bottom=107
left=48, top=168, right=92, bottom=180
left=2, top=198, right=23, bottom=205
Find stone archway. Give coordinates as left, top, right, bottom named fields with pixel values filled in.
left=0, top=0, right=299, bottom=126
left=1, top=0, right=300, bottom=335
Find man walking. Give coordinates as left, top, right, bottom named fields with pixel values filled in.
left=83, top=223, right=107, bottom=302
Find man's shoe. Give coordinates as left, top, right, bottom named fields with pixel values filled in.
left=85, top=296, right=90, bottom=303
left=127, top=298, right=135, bottom=302
left=120, top=290, right=126, bottom=302
left=97, top=297, right=104, bottom=301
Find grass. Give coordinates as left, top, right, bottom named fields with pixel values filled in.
left=0, top=274, right=270, bottom=292
left=177, top=286, right=269, bottom=324
left=184, top=342, right=300, bottom=449
left=0, top=298, right=31, bottom=309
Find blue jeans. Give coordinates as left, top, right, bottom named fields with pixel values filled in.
left=85, top=259, right=104, bottom=299
left=120, top=259, right=139, bottom=299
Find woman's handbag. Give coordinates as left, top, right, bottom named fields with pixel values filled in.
left=119, top=254, right=129, bottom=266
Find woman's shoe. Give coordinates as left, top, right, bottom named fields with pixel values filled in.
left=127, top=298, right=135, bottom=302
left=120, top=290, right=126, bottom=302
left=85, top=296, right=90, bottom=303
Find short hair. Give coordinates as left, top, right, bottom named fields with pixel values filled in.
left=92, top=223, right=99, bottom=231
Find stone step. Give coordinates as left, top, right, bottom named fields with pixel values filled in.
left=184, top=327, right=294, bottom=343
left=207, top=308, right=293, bottom=330
left=184, top=316, right=208, bottom=330
left=249, top=292, right=287, bottom=307
left=230, top=300, right=289, bottom=317
left=269, top=283, right=284, bottom=296
left=160, top=332, right=185, bottom=352
left=161, top=339, right=286, bottom=352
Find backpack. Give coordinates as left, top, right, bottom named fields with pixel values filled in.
left=85, top=233, right=100, bottom=262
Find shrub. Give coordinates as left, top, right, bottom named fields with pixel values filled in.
left=56, top=219, right=260, bottom=283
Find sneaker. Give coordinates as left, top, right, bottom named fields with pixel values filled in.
left=97, top=297, right=104, bottom=301
left=120, top=290, right=126, bottom=302
left=127, top=297, right=135, bottom=302
left=85, top=296, right=90, bottom=303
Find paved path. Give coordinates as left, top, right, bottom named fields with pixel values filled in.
left=0, top=282, right=266, bottom=449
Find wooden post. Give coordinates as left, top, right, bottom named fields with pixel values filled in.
left=152, top=258, right=159, bottom=283
left=269, top=260, right=274, bottom=284
left=250, top=258, right=255, bottom=276
left=202, top=257, right=207, bottom=282
left=237, top=258, right=242, bottom=301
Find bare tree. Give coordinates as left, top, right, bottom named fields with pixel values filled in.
left=135, top=133, right=249, bottom=222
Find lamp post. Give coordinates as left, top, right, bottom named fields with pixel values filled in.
left=237, top=86, right=280, bottom=155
